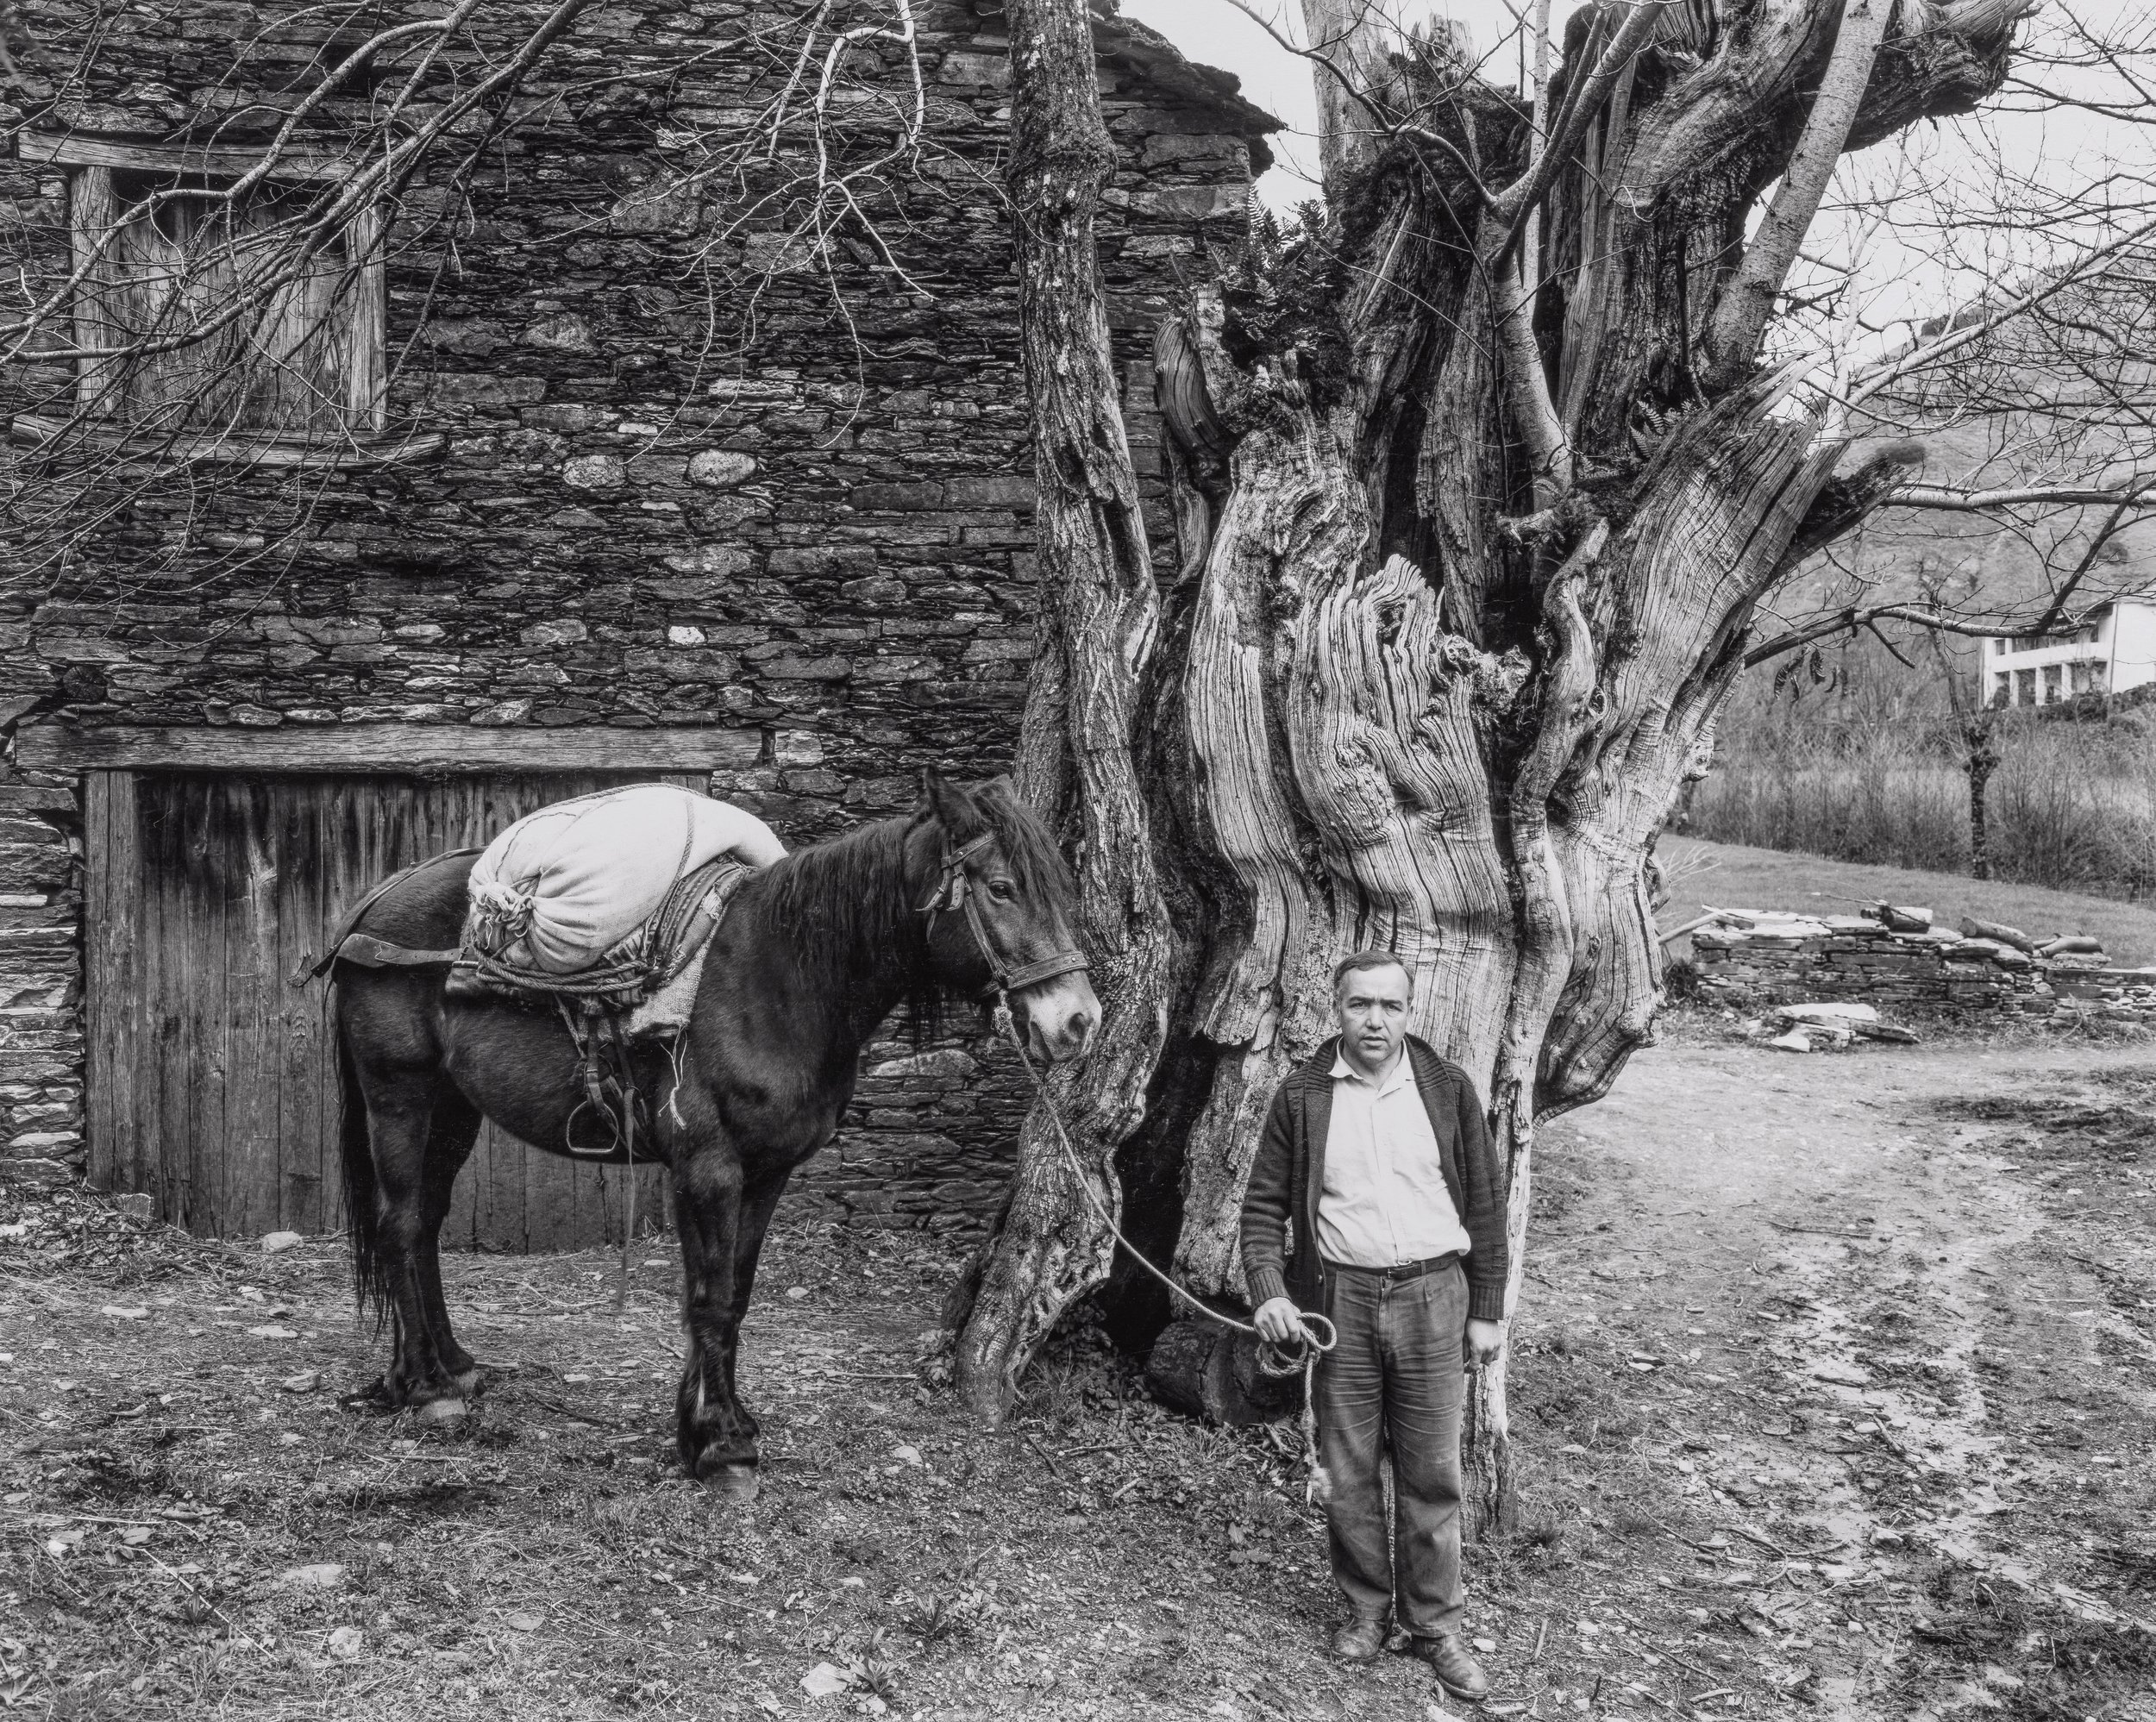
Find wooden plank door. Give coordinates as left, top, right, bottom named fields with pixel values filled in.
left=85, top=770, right=692, bottom=1249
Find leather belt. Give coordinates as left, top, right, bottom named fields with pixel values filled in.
left=1325, top=1252, right=1461, bottom=1282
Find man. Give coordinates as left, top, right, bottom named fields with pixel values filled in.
left=1240, top=950, right=1510, bottom=1704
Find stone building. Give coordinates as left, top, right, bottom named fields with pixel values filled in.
left=0, top=0, right=1275, bottom=1243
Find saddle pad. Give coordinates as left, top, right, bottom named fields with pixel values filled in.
left=626, top=938, right=715, bottom=1041
left=464, top=785, right=784, bottom=976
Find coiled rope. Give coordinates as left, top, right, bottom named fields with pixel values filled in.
left=991, top=1000, right=1338, bottom=1504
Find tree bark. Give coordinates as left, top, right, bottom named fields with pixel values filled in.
left=949, top=0, right=1169, bottom=1421
left=965, top=0, right=2037, bottom=1527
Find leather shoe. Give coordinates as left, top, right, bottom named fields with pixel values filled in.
left=1412, top=1634, right=1490, bottom=1702
left=1329, top=1619, right=1388, bottom=1662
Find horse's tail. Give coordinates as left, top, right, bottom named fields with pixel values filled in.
left=332, top=989, right=388, bottom=1327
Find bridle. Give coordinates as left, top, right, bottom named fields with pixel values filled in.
left=915, top=830, right=1090, bottom=1006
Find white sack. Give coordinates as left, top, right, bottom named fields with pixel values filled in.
left=466, top=785, right=785, bottom=974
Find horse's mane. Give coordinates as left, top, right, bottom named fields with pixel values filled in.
left=757, top=778, right=1077, bottom=1033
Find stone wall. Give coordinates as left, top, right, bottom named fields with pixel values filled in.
left=0, top=761, right=83, bottom=1189
left=0, top=0, right=1275, bottom=1228
left=1689, top=916, right=2156, bottom=1026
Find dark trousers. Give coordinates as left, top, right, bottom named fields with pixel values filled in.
left=1317, top=1259, right=1468, bottom=1637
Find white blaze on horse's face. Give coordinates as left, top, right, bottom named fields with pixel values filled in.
left=1015, top=968, right=1100, bottom=1064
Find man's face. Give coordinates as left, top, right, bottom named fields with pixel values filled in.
left=1335, top=961, right=1413, bottom=1073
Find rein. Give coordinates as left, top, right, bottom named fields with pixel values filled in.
left=987, top=998, right=1338, bottom=1506
left=918, top=829, right=1337, bottom=1500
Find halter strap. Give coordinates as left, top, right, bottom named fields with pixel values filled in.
left=916, top=831, right=1090, bottom=1004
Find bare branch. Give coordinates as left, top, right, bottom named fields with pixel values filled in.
left=1745, top=602, right=2022, bottom=667
left=1490, top=0, right=1669, bottom=247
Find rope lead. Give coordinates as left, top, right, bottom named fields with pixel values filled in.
left=990, top=995, right=1336, bottom=1504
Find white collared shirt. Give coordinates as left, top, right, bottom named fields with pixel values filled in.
left=1316, top=1049, right=1473, bottom=1268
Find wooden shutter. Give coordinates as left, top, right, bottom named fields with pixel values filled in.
left=70, top=165, right=385, bottom=440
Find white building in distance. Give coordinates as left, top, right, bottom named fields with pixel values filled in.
left=1982, top=600, right=2156, bottom=707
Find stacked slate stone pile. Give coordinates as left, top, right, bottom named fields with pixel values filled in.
left=1689, top=909, right=2156, bottom=1025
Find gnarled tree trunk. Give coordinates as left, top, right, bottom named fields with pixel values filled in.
left=956, top=0, right=2035, bottom=1527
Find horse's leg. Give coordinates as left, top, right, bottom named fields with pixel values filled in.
left=414, top=1084, right=485, bottom=1398
left=720, top=1170, right=793, bottom=1405
left=354, top=1065, right=473, bottom=1416
left=673, top=1143, right=770, bottom=1493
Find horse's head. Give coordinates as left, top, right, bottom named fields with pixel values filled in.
left=912, top=770, right=1099, bottom=1064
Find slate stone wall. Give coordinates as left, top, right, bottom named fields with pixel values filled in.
left=0, top=0, right=1273, bottom=1224
left=0, top=761, right=85, bottom=1190
left=1691, top=923, right=2156, bottom=1025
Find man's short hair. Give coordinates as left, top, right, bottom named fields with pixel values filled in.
left=1332, top=949, right=1413, bottom=997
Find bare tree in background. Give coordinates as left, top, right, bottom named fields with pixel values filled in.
left=947, top=0, right=2156, bottom=1530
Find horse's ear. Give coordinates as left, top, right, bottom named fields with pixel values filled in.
left=916, top=766, right=975, bottom=836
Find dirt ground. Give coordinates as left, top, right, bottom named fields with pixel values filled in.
left=5, top=1021, right=2155, bottom=1721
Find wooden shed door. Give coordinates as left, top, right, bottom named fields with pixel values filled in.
left=84, top=770, right=692, bottom=1249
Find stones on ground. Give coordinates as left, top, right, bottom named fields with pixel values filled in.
left=891, top=1444, right=924, bottom=1467
left=1777, top=1001, right=1877, bottom=1024
left=260, top=1230, right=304, bottom=1254
left=1812, top=1361, right=1871, bottom=1387
left=282, top=1563, right=346, bottom=1588
left=100, top=1304, right=147, bottom=1319
left=280, top=1370, right=323, bottom=1393
left=507, top=1611, right=543, bottom=1632
left=248, top=1324, right=298, bottom=1340
left=801, top=1663, right=850, bottom=1697
left=327, top=1625, right=363, bottom=1657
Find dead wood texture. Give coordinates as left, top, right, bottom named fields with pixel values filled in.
left=956, top=0, right=2035, bottom=1521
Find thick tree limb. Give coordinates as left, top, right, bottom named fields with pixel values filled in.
left=1702, top=0, right=1890, bottom=390
left=1493, top=254, right=1574, bottom=510
left=1770, top=437, right=1927, bottom=573
left=1296, top=0, right=1407, bottom=191
left=1889, top=482, right=2156, bottom=513
left=952, top=0, right=1170, bottom=1424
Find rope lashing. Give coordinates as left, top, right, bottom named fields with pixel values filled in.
left=990, top=996, right=1338, bottom=1505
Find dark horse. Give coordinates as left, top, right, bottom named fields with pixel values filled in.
left=329, top=772, right=1097, bottom=1494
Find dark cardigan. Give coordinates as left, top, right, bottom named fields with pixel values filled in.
left=1238, top=1036, right=1511, bottom=1324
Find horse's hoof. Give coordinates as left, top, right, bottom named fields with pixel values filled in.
left=699, top=1462, right=759, bottom=1502
left=416, top=1397, right=469, bottom=1426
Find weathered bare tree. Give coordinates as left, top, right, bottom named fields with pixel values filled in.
left=947, top=0, right=2156, bottom=1529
